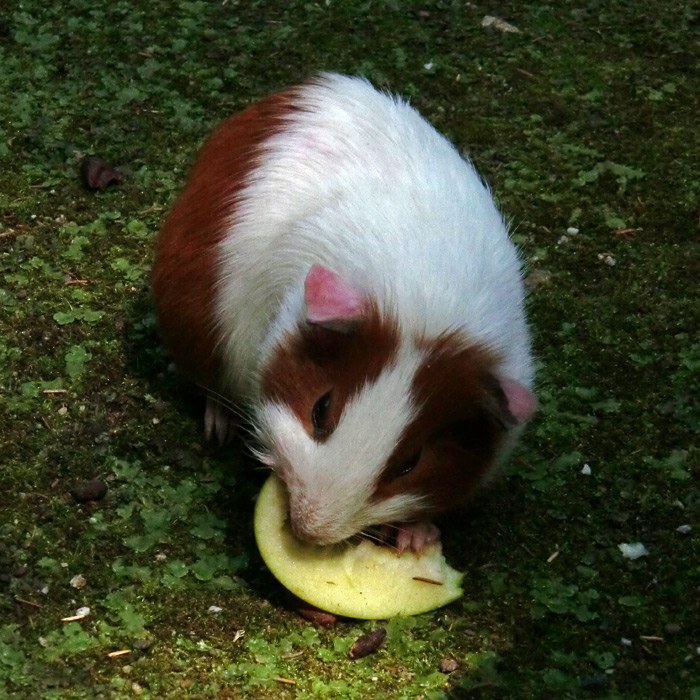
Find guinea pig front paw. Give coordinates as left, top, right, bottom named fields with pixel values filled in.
left=204, top=396, right=238, bottom=446
left=395, top=520, right=441, bottom=555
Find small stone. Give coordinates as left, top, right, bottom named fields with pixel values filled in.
left=70, top=574, right=87, bottom=589
left=664, top=623, right=681, bottom=635
left=481, top=15, right=521, bottom=33
left=439, top=657, right=460, bottom=673
left=618, top=542, right=648, bottom=559
left=70, top=479, right=108, bottom=503
left=581, top=464, right=592, bottom=475
left=676, top=524, right=692, bottom=534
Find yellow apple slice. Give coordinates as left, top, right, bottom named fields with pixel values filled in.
left=254, top=475, right=464, bottom=619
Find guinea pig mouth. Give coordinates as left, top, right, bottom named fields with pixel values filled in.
left=289, top=519, right=344, bottom=547
left=287, top=503, right=363, bottom=547
left=285, top=490, right=429, bottom=548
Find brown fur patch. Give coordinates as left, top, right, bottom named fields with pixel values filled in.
left=151, top=86, right=301, bottom=390
left=373, top=333, right=508, bottom=512
left=261, top=309, right=400, bottom=439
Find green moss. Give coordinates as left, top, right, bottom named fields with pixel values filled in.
left=1, top=0, right=699, bottom=698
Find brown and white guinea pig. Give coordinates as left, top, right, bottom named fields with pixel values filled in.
left=151, top=73, right=535, bottom=553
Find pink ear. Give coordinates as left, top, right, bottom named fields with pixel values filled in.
left=304, top=265, right=365, bottom=326
left=501, top=379, right=536, bottom=424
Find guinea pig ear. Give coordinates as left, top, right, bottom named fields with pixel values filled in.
left=483, top=375, right=536, bottom=428
left=304, top=265, right=366, bottom=332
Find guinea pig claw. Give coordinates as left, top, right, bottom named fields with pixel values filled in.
left=204, top=397, right=237, bottom=446
left=395, top=520, right=441, bottom=555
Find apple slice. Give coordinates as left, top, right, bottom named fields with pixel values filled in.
left=254, top=475, right=464, bottom=619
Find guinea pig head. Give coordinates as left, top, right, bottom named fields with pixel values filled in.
left=255, top=265, right=534, bottom=546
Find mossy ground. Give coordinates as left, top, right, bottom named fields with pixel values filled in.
left=1, top=2, right=698, bottom=698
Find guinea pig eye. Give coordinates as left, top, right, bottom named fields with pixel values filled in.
left=391, top=449, right=422, bottom=480
left=311, top=390, right=333, bottom=439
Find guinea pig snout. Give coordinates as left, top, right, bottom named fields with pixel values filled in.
left=287, top=494, right=353, bottom=546
left=289, top=515, right=329, bottom=545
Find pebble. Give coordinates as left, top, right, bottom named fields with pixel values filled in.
left=618, top=542, right=648, bottom=559
left=70, top=574, right=87, bottom=589
left=664, top=623, right=681, bottom=635
left=439, top=657, right=460, bottom=673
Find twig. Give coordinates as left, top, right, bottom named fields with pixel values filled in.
left=274, top=677, right=296, bottom=685
left=15, top=597, right=42, bottom=609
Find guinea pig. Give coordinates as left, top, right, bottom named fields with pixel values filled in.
left=151, top=72, right=535, bottom=553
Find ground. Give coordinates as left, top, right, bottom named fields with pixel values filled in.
left=1, top=1, right=699, bottom=699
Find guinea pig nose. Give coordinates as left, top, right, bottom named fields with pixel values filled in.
left=289, top=506, right=339, bottom=546
left=290, top=517, right=324, bottom=545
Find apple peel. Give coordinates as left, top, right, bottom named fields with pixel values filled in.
left=254, top=475, right=464, bottom=619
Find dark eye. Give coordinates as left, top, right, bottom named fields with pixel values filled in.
left=312, top=391, right=333, bottom=439
left=391, top=449, right=422, bottom=480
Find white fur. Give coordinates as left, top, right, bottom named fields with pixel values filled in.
left=212, top=73, right=533, bottom=539
left=254, top=343, right=427, bottom=543
left=215, top=73, right=532, bottom=399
